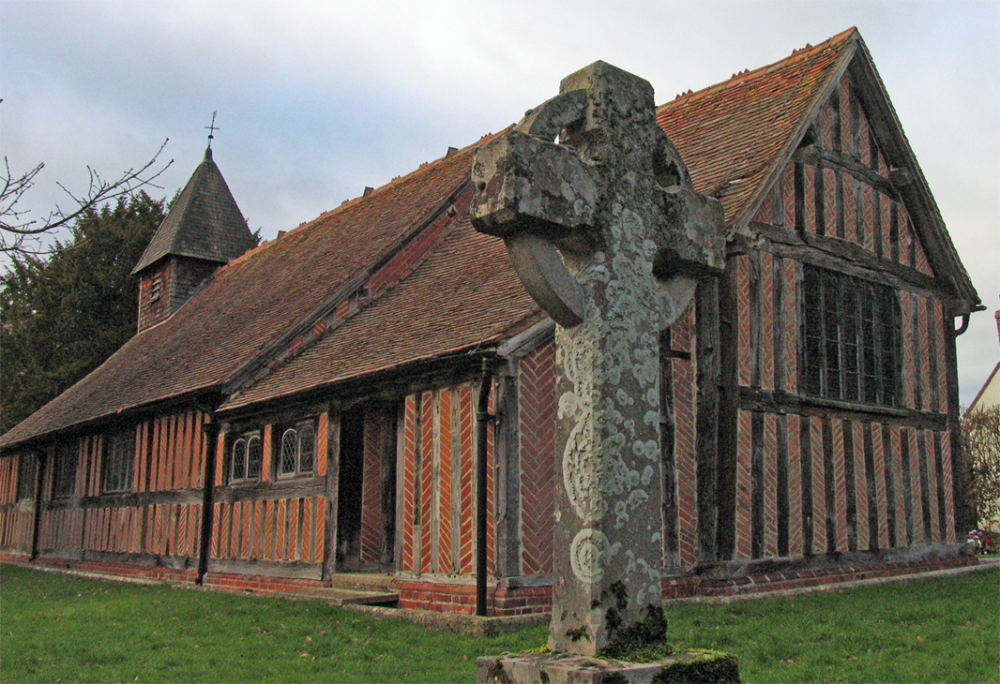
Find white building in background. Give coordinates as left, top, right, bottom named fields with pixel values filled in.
left=967, top=308, right=1000, bottom=413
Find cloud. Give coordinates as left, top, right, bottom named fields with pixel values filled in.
left=2, top=0, right=997, bottom=402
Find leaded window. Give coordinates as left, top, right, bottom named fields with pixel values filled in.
left=52, top=442, right=78, bottom=499
left=277, top=421, right=317, bottom=478
left=102, top=430, right=134, bottom=493
left=230, top=432, right=262, bottom=483
left=803, top=265, right=900, bottom=406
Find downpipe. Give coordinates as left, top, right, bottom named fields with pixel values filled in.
left=476, top=358, right=496, bottom=616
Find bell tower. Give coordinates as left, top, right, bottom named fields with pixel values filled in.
left=132, top=146, right=256, bottom=332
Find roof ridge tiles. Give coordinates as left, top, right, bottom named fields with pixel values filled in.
left=224, top=131, right=507, bottom=272
left=203, top=133, right=505, bottom=277
left=661, top=27, right=858, bottom=108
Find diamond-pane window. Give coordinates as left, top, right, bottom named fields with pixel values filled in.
left=299, top=424, right=315, bottom=473
left=279, top=429, right=298, bottom=476
left=275, top=420, right=318, bottom=478
left=246, top=436, right=263, bottom=479
left=230, top=438, right=247, bottom=482
left=229, top=431, right=263, bottom=484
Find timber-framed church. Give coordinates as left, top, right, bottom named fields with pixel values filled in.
left=0, top=29, right=983, bottom=614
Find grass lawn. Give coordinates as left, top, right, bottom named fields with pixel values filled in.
left=1, top=563, right=997, bottom=683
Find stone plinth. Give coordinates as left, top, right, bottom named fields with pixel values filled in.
left=477, top=651, right=740, bottom=684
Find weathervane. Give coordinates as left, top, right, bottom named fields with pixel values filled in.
left=205, top=111, right=219, bottom=149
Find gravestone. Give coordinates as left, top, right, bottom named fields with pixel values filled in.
left=471, top=61, right=724, bottom=659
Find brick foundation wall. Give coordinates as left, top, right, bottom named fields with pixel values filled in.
left=662, top=554, right=977, bottom=600
left=4, top=552, right=976, bottom=617
left=391, top=577, right=552, bottom=616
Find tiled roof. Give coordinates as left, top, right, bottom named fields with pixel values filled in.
left=657, top=28, right=857, bottom=226
left=219, top=32, right=862, bottom=412
left=1, top=142, right=484, bottom=448
left=132, top=149, right=258, bottom=274
left=3, top=28, right=977, bottom=447
left=221, top=210, right=541, bottom=412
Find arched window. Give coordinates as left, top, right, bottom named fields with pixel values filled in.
left=230, top=438, right=247, bottom=482
left=247, top=436, right=263, bottom=479
left=279, top=429, right=298, bottom=476
left=229, top=432, right=264, bottom=484
left=299, top=423, right=316, bottom=473
left=275, top=420, right=318, bottom=478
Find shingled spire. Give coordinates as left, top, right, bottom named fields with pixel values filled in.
left=133, top=148, right=256, bottom=332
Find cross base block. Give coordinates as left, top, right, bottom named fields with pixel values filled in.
left=477, top=650, right=740, bottom=684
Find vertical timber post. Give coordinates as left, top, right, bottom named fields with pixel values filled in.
left=476, top=359, right=495, bottom=616
left=197, top=415, right=219, bottom=585
left=29, top=450, right=47, bottom=561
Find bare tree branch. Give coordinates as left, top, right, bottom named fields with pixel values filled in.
left=0, top=140, right=173, bottom=256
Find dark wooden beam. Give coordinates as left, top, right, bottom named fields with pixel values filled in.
left=494, top=367, right=521, bottom=579
left=695, top=278, right=721, bottom=562
left=197, top=416, right=219, bottom=585
left=29, top=450, right=47, bottom=561
left=737, top=386, right=949, bottom=432
left=792, top=146, right=899, bottom=201
left=322, top=407, right=341, bottom=582
left=715, top=263, right=740, bottom=561
left=739, top=224, right=945, bottom=299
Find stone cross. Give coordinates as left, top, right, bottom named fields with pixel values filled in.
left=470, top=61, right=724, bottom=656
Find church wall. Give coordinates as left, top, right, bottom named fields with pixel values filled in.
left=0, top=454, right=34, bottom=556
left=27, top=411, right=211, bottom=566
left=517, top=338, right=556, bottom=577
left=208, top=411, right=329, bottom=578
left=707, top=71, right=960, bottom=568
left=137, top=262, right=173, bottom=332
left=397, top=385, right=484, bottom=579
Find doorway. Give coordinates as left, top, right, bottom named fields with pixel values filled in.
left=336, top=405, right=397, bottom=573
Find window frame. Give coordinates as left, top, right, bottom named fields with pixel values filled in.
left=51, top=442, right=79, bottom=500
left=16, top=453, right=37, bottom=501
left=275, top=419, right=317, bottom=479
left=229, top=430, right=263, bottom=484
left=802, top=264, right=901, bottom=408
left=101, top=429, right=134, bottom=493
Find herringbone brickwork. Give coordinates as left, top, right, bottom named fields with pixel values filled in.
left=832, top=419, right=849, bottom=552
left=735, top=410, right=752, bottom=559
left=420, top=392, right=435, bottom=574
left=763, top=413, right=778, bottom=557
left=458, top=385, right=474, bottom=574
left=437, top=389, right=454, bottom=574
left=401, top=395, right=416, bottom=572
left=736, top=256, right=751, bottom=387
left=786, top=416, right=804, bottom=556
left=518, top=340, right=556, bottom=576
left=871, top=424, right=888, bottom=548
left=810, top=417, right=827, bottom=555
left=941, top=433, right=956, bottom=543
left=360, top=414, right=383, bottom=564
left=853, top=422, right=868, bottom=551
left=400, top=384, right=480, bottom=577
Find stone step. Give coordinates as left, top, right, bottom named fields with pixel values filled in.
left=326, top=572, right=395, bottom=592
left=274, top=586, right=399, bottom=607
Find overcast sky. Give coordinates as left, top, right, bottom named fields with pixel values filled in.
left=2, top=0, right=997, bottom=405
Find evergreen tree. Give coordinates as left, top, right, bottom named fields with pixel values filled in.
left=1, top=193, right=165, bottom=434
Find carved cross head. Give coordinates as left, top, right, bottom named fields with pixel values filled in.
left=470, top=61, right=725, bottom=329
